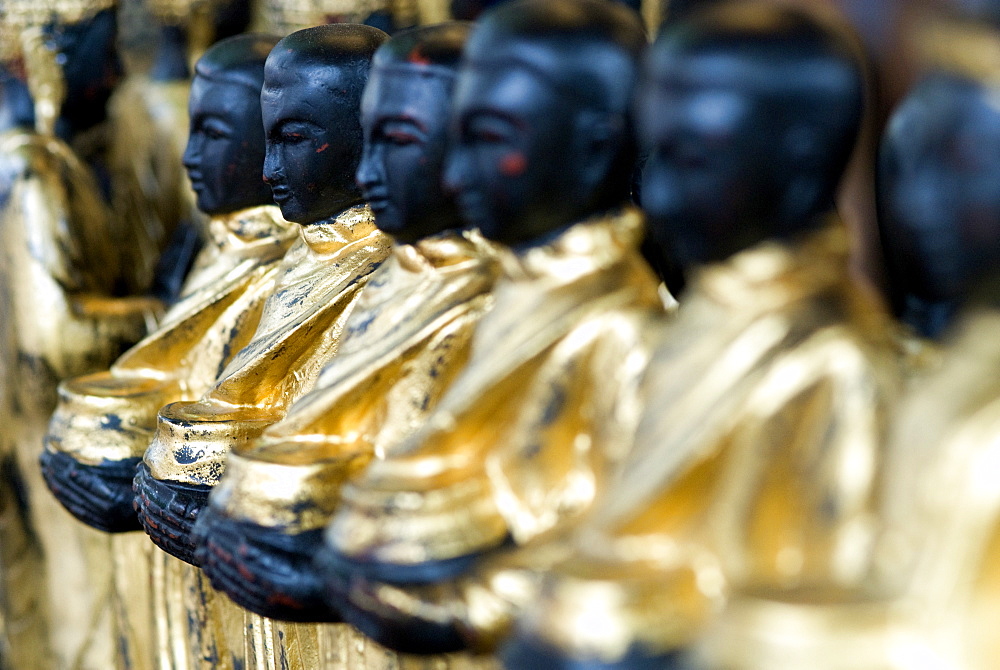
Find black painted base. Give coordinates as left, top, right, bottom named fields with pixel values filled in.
left=39, top=450, right=143, bottom=533
left=316, top=542, right=514, bottom=655
left=133, top=462, right=210, bottom=566
left=320, top=538, right=502, bottom=586
left=194, top=506, right=339, bottom=622
left=499, top=634, right=690, bottom=670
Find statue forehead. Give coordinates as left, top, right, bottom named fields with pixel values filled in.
left=647, top=47, right=857, bottom=98
left=190, top=74, right=261, bottom=114
left=263, top=54, right=355, bottom=90
left=363, top=67, right=453, bottom=117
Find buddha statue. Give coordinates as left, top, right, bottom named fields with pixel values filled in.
left=319, top=0, right=664, bottom=655
left=0, top=2, right=166, bottom=667
left=37, top=33, right=292, bottom=670
left=134, top=24, right=392, bottom=568
left=193, top=21, right=504, bottom=625
left=42, top=33, right=289, bottom=534
left=497, top=5, right=902, bottom=669
left=685, top=19, right=1000, bottom=670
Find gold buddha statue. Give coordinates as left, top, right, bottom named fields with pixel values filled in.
left=185, top=24, right=502, bottom=670
left=40, top=33, right=292, bottom=670
left=0, top=1, right=165, bottom=667
left=319, top=0, right=664, bottom=656
left=195, top=20, right=495, bottom=618
left=497, top=6, right=904, bottom=669
left=687, top=15, right=1000, bottom=670
left=133, top=25, right=392, bottom=572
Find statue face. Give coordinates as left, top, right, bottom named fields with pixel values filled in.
left=182, top=75, right=272, bottom=216
left=261, top=61, right=363, bottom=224
left=357, top=66, right=461, bottom=244
left=442, top=58, right=588, bottom=246
left=879, top=74, right=1000, bottom=303
left=635, top=54, right=783, bottom=268
left=48, top=9, right=122, bottom=129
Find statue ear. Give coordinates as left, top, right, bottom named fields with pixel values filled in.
left=572, top=109, right=626, bottom=190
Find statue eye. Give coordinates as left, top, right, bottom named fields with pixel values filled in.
left=470, top=128, right=507, bottom=144
left=281, top=132, right=307, bottom=144
left=200, top=119, right=231, bottom=140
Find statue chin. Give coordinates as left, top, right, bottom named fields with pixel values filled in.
left=194, top=508, right=338, bottom=622
left=133, top=462, right=210, bottom=566
left=39, top=451, right=143, bottom=533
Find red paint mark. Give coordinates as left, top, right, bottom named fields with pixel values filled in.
left=316, top=143, right=330, bottom=153
left=408, top=46, right=432, bottom=66
left=500, top=152, right=527, bottom=177
left=269, top=593, right=305, bottom=609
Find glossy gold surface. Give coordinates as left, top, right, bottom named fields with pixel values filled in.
left=330, top=207, right=663, bottom=570
left=692, top=304, right=1000, bottom=670
left=0, top=127, right=160, bottom=668
left=212, top=229, right=502, bottom=534
left=517, top=220, right=902, bottom=661
left=46, top=205, right=295, bottom=466
left=145, top=204, right=390, bottom=487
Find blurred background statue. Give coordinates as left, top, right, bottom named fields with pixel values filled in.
left=0, top=0, right=167, bottom=666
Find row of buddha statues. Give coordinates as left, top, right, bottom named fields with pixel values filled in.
left=0, top=0, right=997, bottom=668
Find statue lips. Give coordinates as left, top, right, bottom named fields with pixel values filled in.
left=133, top=462, right=211, bottom=566
left=193, top=507, right=338, bottom=622
left=268, top=183, right=293, bottom=206
left=38, top=450, right=143, bottom=533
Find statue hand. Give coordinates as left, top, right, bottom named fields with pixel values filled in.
left=39, top=450, right=142, bottom=533
left=194, top=506, right=338, bottom=622
left=133, top=462, right=209, bottom=565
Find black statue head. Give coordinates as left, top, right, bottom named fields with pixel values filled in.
left=878, top=71, right=1000, bottom=336
left=637, top=3, right=866, bottom=269
left=44, top=8, right=123, bottom=137
left=261, top=24, right=389, bottom=225
left=442, top=0, right=646, bottom=247
left=182, top=33, right=279, bottom=217
left=357, top=23, right=470, bottom=245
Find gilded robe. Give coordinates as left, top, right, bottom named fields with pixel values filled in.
left=142, top=204, right=391, bottom=488
left=202, top=229, right=503, bottom=669
left=134, top=204, right=389, bottom=670
left=515, top=221, right=902, bottom=663
left=327, top=208, right=663, bottom=649
left=42, top=204, right=295, bottom=670
left=46, top=205, right=296, bottom=470
left=212, top=229, right=502, bottom=536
